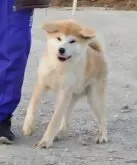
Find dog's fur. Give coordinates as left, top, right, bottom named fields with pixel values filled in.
left=23, top=19, right=108, bottom=148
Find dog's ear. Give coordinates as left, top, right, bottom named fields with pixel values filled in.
left=42, top=22, right=58, bottom=33
left=79, top=27, right=96, bottom=40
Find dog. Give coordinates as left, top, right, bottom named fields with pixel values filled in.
left=23, top=19, right=108, bottom=148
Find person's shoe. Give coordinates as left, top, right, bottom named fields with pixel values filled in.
left=0, top=117, right=15, bottom=144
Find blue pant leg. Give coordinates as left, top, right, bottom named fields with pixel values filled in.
left=0, top=0, right=33, bottom=121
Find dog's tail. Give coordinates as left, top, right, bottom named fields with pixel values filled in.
left=88, top=35, right=105, bottom=54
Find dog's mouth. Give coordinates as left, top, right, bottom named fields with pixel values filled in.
left=57, top=54, right=72, bottom=62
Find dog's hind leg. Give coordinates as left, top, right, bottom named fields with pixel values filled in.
left=23, top=79, right=45, bottom=136
left=37, top=90, right=72, bottom=148
left=87, top=80, right=108, bottom=144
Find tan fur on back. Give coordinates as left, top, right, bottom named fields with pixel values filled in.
left=85, top=46, right=107, bottom=80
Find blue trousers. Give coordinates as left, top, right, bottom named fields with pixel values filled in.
left=0, top=0, right=33, bottom=121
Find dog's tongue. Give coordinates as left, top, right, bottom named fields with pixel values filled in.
left=57, top=54, right=71, bottom=61
left=57, top=54, right=67, bottom=59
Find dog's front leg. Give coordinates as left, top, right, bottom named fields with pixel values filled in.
left=37, top=90, right=72, bottom=148
left=54, top=96, right=77, bottom=141
left=23, top=80, right=44, bottom=136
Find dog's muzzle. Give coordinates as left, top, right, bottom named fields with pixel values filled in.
left=57, top=48, right=71, bottom=62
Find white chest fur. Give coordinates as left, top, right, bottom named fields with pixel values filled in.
left=38, top=56, right=88, bottom=95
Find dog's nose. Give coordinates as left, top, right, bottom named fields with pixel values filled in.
left=59, top=48, right=65, bottom=55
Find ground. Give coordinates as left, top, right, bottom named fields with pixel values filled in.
left=0, top=8, right=137, bottom=165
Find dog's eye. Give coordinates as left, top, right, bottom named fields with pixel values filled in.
left=69, top=40, right=76, bottom=44
left=57, top=37, right=61, bottom=41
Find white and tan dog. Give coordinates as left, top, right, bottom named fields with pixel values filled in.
left=23, top=19, right=108, bottom=148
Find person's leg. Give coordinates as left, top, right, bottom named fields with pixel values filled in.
left=0, top=0, right=33, bottom=144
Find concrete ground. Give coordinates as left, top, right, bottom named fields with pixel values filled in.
left=0, top=8, right=137, bottom=165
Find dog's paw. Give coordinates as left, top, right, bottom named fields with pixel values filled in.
left=23, top=116, right=35, bottom=136
left=96, top=135, right=108, bottom=144
left=54, top=129, right=68, bottom=142
left=36, top=140, right=53, bottom=149
left=23, top=124, right=35, bottom=136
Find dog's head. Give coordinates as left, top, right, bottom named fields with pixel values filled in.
left=42, top=19, right=96, bottom=62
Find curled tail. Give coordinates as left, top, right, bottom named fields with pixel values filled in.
left=88, top=35, right=105, bottom=53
